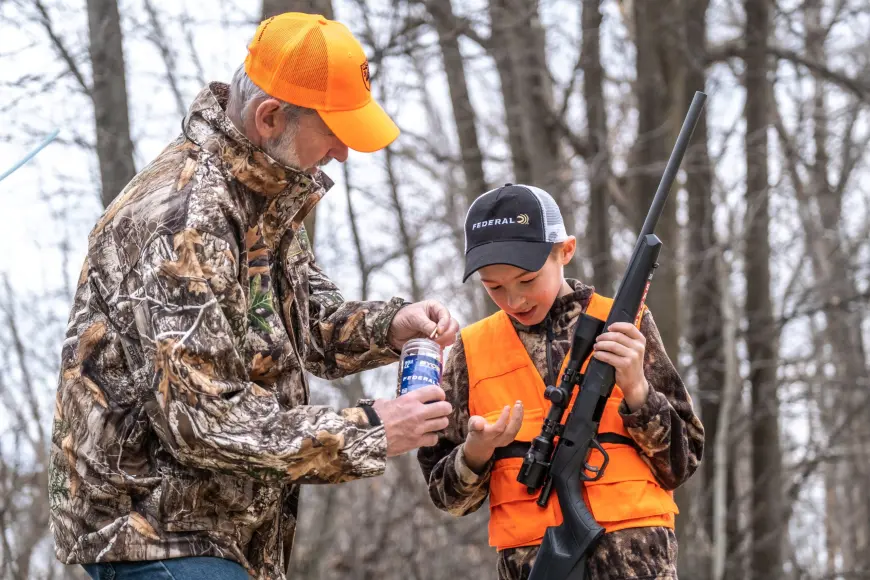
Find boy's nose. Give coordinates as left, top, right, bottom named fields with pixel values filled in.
left=507, top=294, right=526, bottom=310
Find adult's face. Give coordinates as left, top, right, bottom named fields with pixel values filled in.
left=253, top=98, right=349, bottom=174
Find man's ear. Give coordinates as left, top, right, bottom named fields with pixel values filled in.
left=559, top=236, right=577, bottom=265
left=253, top=99, right=287, bottom=141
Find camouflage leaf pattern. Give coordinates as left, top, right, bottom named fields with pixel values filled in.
left=498, top=527, right=679, bottom=580
left=49, top=83, right=405, bottom=579
left=417, top=280, right=704, bottom=578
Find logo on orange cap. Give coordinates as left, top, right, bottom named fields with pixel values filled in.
left=244, top=12, right=399, bottom=153
left=361, top=62, right=371, bottom=92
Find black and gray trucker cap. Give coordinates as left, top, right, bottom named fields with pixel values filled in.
left=463, top=184, right=569, bottom=282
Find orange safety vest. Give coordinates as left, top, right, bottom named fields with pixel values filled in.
left=462, top=293, right=678, bottom=551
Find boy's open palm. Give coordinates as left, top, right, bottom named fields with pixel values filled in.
left=462, top=402, right=524, bottom=472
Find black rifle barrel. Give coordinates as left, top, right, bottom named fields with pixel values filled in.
left=639, top=91, right=707, bottom=238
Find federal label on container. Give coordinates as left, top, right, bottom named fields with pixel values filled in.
left=400, top=353, right=442, bottom=394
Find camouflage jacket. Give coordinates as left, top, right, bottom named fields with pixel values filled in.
left=417, top=281, right=705, bottom=579
left=49, top=83, right=405, bottom=579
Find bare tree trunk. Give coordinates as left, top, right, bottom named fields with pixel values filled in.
left=488, top=0, right=578, bottom=278
left=86, top=0, right=136, bottom=208
left=680, top=0, right=732, bottom=575
left=426, top=0, right=486, bottom=201
left=713, top=250, right=741, bottom=580
left=262, top=0, right=335, bottom=249
left=488, top=0, right=532, bottom=186
left=581, top=0, right=612, bottom=293
left=803, top=1, right=870, bottom=570
left=263, top=0, right=333, bottom=19
left=424, top=0, right=493, bottom=317
left=630, top=7, right=696, bottom=571
left=744, top=2, right=783, bottom=578
left=630, top=0, right=681, bottom=355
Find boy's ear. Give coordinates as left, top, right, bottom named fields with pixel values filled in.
left=558, top=236, right=577, bottom=265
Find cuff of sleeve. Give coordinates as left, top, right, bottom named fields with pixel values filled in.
left=456, top=444, right=490, bottom=483
left=340, top=406, right=388, bottom=477
left=356, top=399, right=382, bottom=426
left=619, top=388, right=670, bottom=429
left=373, top=296, right=409, bottom=354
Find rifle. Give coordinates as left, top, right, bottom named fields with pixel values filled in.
left=520, top=91, right=707, bottom=580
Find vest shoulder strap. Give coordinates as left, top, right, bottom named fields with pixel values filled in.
left=586, top=292, right=647, bottom=330
left=493, top=433, right=641, bottom=461
left=586, top=292, right=613, bottom=322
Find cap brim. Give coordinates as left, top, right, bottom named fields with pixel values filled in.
left=463, top=240, right=553, bottom=283
left=318, top=99, right=400, bottom=153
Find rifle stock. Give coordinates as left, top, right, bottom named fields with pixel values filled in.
left=525, top=92, right=707, bottom=580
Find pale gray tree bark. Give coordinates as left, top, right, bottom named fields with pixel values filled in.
left=581, top=0, right=612, bottom=293
left=488, top=0, right=578, bottom=279
left=680, top=1, right=735, bottom=577
left=424, top=0, right=493, bottom=317
left=744, top=1, right=783, bottom=577
left=630, top=0, right=681, bottom=359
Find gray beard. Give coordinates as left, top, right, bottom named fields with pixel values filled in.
left=265, top=132, right=333, bottom=172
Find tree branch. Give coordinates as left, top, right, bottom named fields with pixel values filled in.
left=32, top=0, right=91, bottom=97
left=707, top=38, right=870, bottom=101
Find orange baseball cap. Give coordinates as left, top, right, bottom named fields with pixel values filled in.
left=244, top=13, right=399, bottom=153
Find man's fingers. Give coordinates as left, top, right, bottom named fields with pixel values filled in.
left=433, top=317, right=460, bottom=347
left=423, top=416, right=450, bottom=433
left=421, top=433, right=439, bottom=447
left=421, top=400, right=453, bottom=419
left=430, top=300, right=452, bottom=329
left=409, top=385, right=446, bottom=403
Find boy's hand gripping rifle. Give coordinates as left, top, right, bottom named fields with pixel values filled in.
left=519, top=91, right=707, bottom=580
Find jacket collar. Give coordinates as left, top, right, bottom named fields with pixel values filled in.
left=182, top=82, right=335, bottom=246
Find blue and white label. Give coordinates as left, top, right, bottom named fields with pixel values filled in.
left=399, top=353, right=442, bottom=394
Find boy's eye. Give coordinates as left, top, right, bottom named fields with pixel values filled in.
left=487, top=285, right=501, bottom=291
left=520, top=278, right=536, bottom=285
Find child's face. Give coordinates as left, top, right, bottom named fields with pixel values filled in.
left=477, top=238, right=576, bottom=326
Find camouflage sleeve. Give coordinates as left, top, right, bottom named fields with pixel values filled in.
left=139, top=228, right=386, bottom=484
left=303, top=241, right=406, bottom=380
left=619, top=310, right=705, bottom=490
left=416, top=335, right=492, bottom=516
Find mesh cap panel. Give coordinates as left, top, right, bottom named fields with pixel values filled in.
left=526, top=185, right=568, bottom=243
left=279, top=27, right=329, bottom=93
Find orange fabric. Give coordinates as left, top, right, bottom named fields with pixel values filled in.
left=462, top=294, right=678, bottom=550
left=245, top=12, right=399, bottom=152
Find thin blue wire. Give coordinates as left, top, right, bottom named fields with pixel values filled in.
left=0, top=129, right=60, bottom=183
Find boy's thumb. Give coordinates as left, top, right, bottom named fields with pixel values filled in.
left=469, top=416, right=486, bottom=432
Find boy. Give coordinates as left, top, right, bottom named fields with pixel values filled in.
left=418, top=184, right=705, bottom=580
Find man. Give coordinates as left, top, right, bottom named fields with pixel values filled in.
left=49, top=13, right=457, bottom=580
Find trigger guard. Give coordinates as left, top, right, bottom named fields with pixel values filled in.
left=580, top=437, right=610, bottom=482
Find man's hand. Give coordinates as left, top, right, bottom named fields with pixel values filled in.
left=592, top=322, right=649, bottom=412
left=372, top=386, right=453, bottom=457
left=463, top=401, right=524, bottom=473
left=388, top=300, right=460, bottom=350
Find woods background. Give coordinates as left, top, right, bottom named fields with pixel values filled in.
left=1, top=0, right=869, bottom=578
